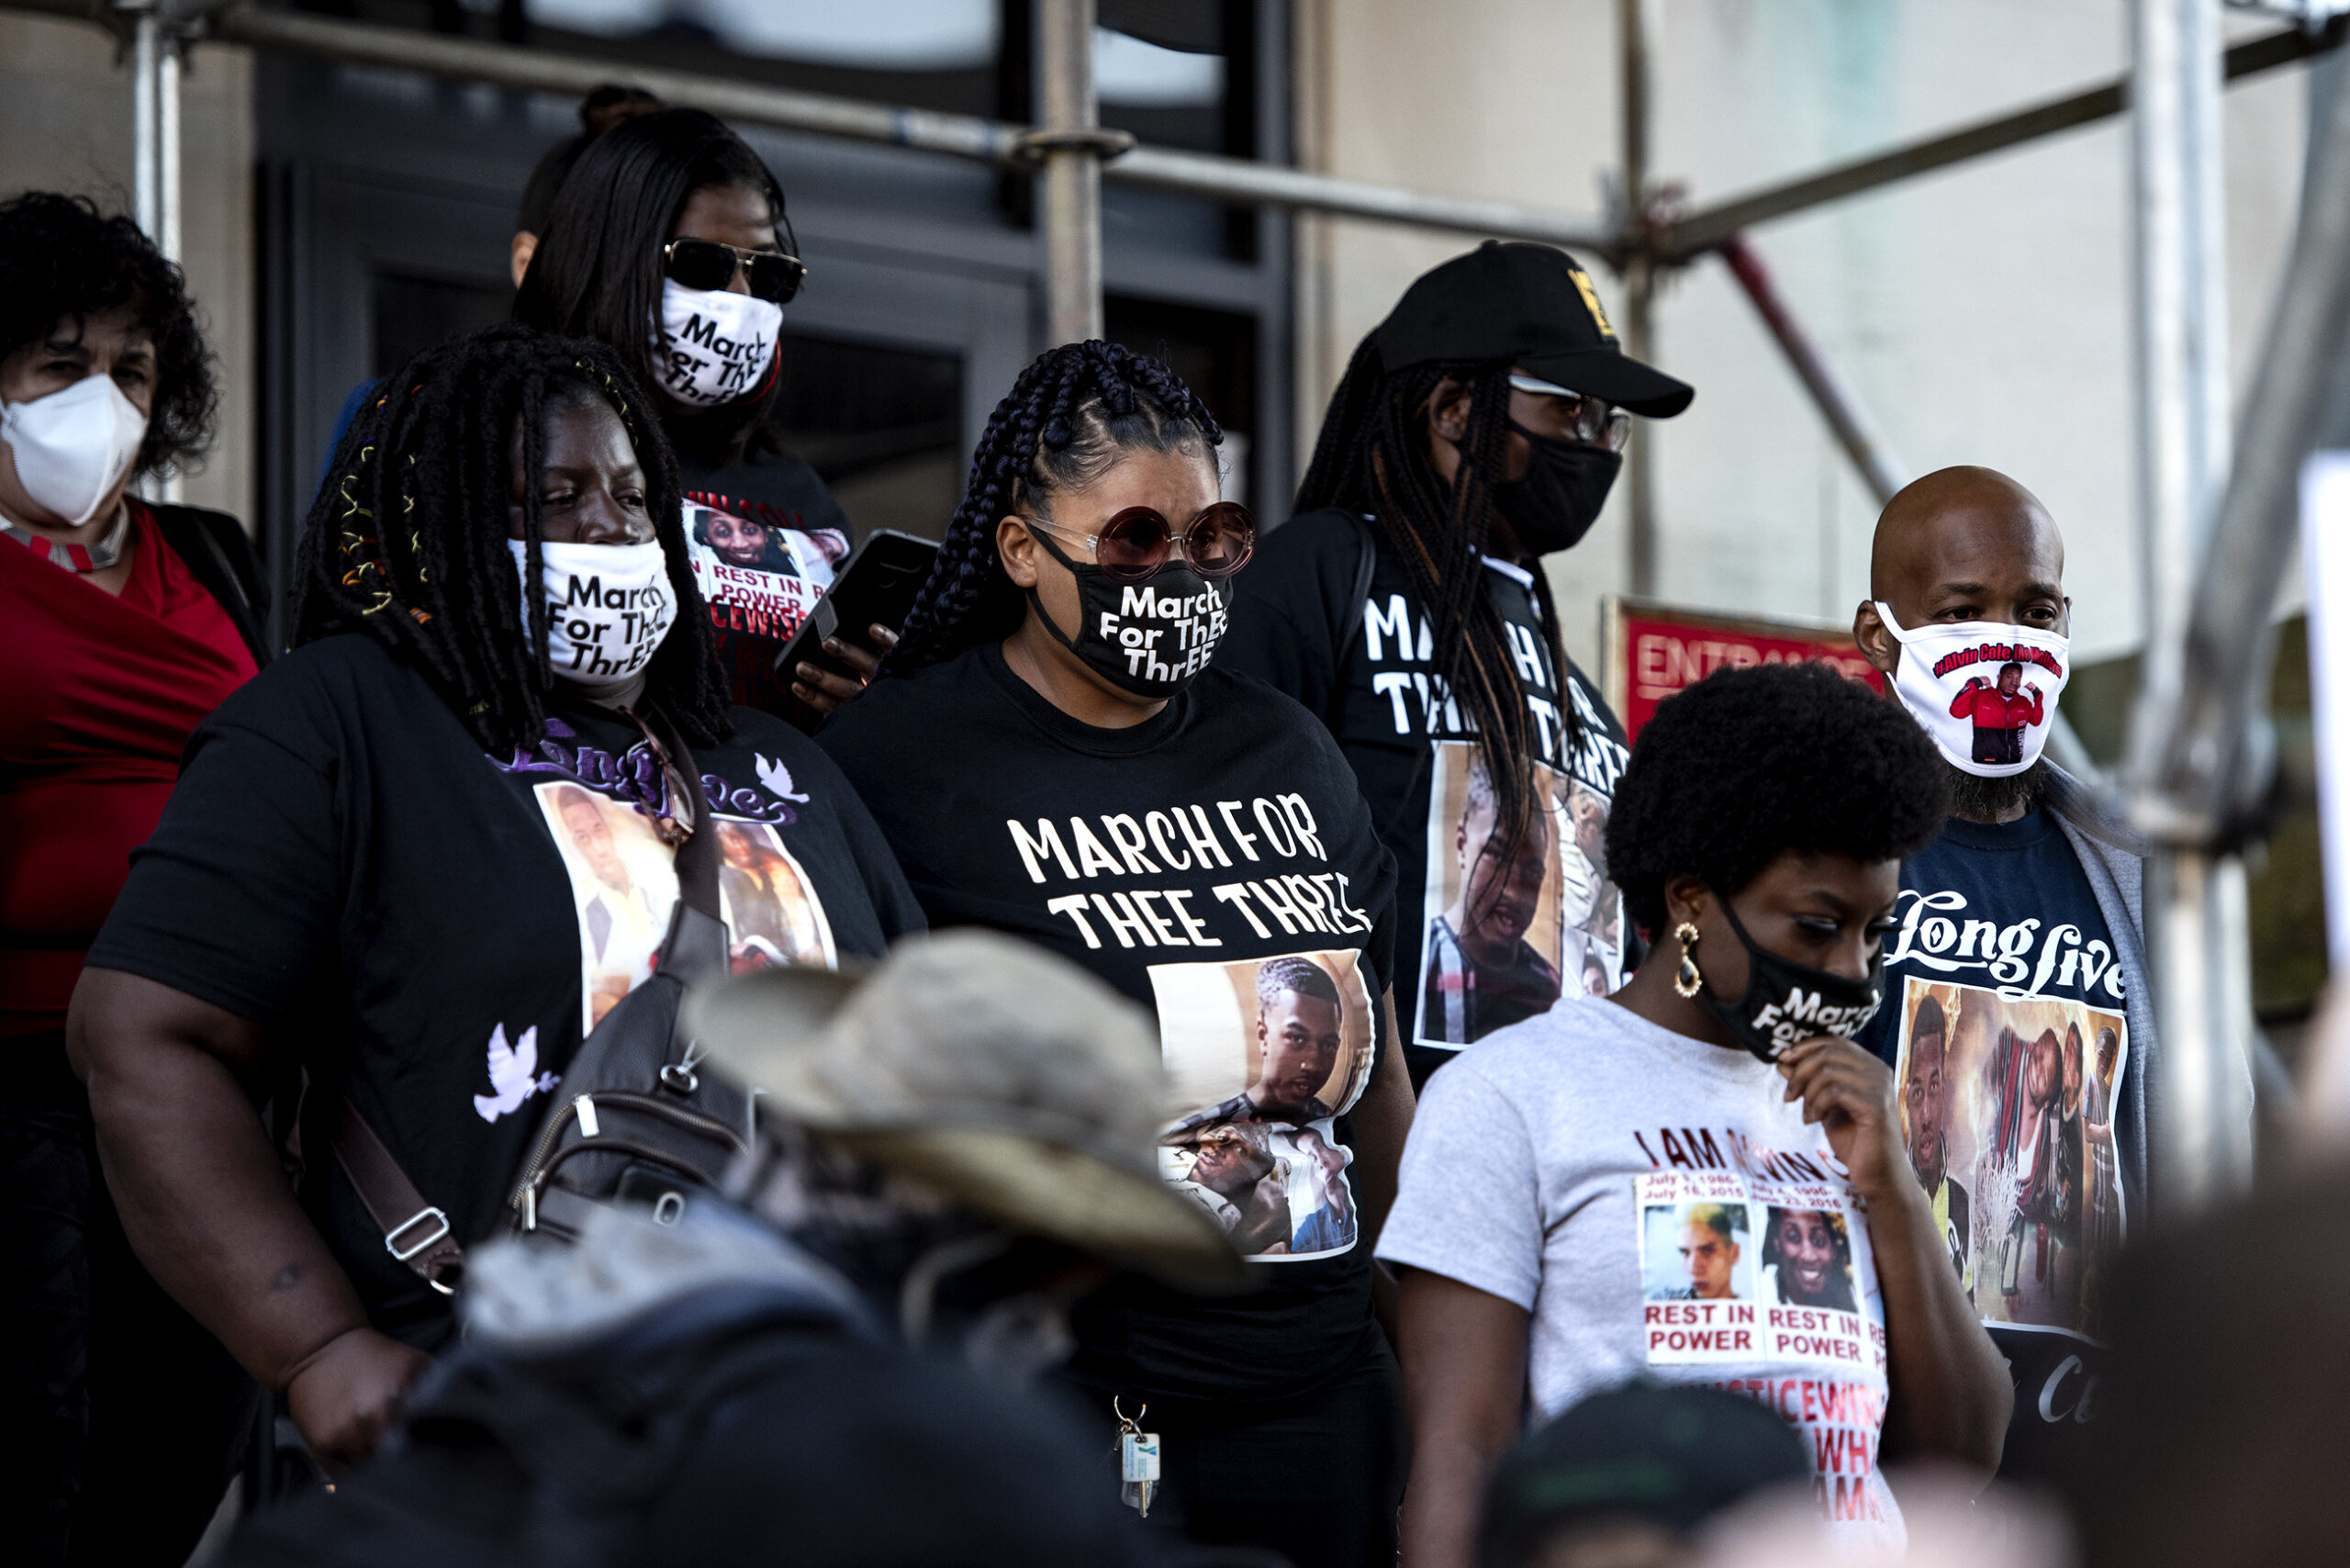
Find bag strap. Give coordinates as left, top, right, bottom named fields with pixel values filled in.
left=1322, top=513, right=1381, bottom=730
left=330, top=1096, right=465, bottom=1294
left=1330, top=512, right=1380, bottom=672
left=633, top=706, right=725, bottom=985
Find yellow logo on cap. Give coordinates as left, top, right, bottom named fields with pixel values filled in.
left=1571, top=268, right=1617, bottom=342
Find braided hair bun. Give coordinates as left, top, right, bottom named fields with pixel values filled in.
left=887, top=340, right=1222, bottom=674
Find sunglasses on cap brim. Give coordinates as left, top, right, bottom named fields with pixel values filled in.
left=662, top=238, right=808, bottom=305
left=1024, top=502, right=1256, bottom=584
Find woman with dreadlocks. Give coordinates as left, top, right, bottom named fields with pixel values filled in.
left=67, top=325, right=923, bottom=1470
left=517, top=107, right=871, bottom=725
left=817, top=340, right=1415, bottom=1568
left=1217, top=242, right=1693, bottom=1091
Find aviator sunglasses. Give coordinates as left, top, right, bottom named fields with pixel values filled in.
left=662, top=238, right=808, bottom=305
left=1023, top=502, right=1257, bottom=584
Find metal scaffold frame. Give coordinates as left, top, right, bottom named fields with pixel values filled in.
left=17, top=0, right=2350, bottom=1215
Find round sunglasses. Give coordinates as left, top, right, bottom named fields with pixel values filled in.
left=662, top=238, right=807, bottom=305
left=1023, top=502, right=1256, bottom=584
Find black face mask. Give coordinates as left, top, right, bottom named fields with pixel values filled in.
left=1692, top=897, right=1885, bottom=1065
left=1492, top=422, right=1623, bottom=555
left=1024, top=527, right=1229, bottom=700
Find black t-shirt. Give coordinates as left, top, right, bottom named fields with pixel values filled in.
left=676, top=445, right=855, bottom=719
left=815, top=641, right=1401, bottom=1403
left=1216, top=509, right=1633, bottom=1089
left=87, top=634, right=924, bottom=1346
left=1853, top=808, right=2132, bottom=1483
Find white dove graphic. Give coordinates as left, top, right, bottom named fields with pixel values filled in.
left=755, top=753, right=810, bottom=802
left=473, top=1023, right=560, bottom=1124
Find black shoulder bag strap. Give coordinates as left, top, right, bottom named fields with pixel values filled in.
left=623, top=703, right=728, bottom=1004
left=1325, top=512, right=1382, bottom=729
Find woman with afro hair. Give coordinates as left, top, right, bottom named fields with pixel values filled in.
left=817, top=339, right=1416, bottom=1568
left=0, top=190, right=269, bottom=1566
left=1379, top=663, right=2012, bottom=1562
left=69, top=324, right=921, bottom=1479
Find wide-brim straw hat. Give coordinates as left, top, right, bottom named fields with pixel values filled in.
left=685, top=930, right=1245, bottom=1292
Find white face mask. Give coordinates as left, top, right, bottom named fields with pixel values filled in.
left=0, top=373, right=149, bottom=528
left=650, top=281, right=783, bottom=408
left=509, top=538, right=677, bottom=689
left=1874, top=602, right=2071, bottom=778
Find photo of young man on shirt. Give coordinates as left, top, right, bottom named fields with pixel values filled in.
left=1642, top=1202, right=1751, bottom=1303
left=1159, top=952, right=1375, bottom=1260
left=1902, top=991, right=1973, bottom=1289
left=1417, top=745, right=1604, bottom=1048
left=543, top=782, right=669, bottom=1026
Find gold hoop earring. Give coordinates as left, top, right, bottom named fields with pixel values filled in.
left=1673, top=922, right=1704, bottom=999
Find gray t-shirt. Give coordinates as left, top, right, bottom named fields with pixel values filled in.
left=1378, top=996, right=1901, bottom=1541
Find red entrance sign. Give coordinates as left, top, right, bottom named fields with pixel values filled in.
left=1604, top=597, right=1885, bottom=741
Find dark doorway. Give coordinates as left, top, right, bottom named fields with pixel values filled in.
left=1107, top=295, right=1259, bottom=508
left=371, top=272, right=512, bottom=376
left=771, top=333, right=967, bottom=540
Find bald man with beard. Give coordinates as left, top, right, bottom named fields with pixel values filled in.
left=1847, top=466, right=2173, bottom=1483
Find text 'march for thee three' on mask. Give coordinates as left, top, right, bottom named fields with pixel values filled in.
left=509, top=539, right=677, bottom=687
left=653, top=281, right=783, bottom=409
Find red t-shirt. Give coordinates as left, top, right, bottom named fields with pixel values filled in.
left=0, top=501, right=259, bottom=1035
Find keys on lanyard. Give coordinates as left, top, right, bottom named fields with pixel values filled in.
left=1113, top=1396, right=1160, bottom=1518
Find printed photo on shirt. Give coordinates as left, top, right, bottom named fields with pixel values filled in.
left=1891, top=977, right=2127, bottom=1339
left=1640, top=1198, right=1752, bottom=1304
left=538, top=783, right=838, bottom=1030
left=536, top=781, right=681, bottom=1030
left=1760, top=1205, right=1860, bottom=1313
left=1414, top=742, right=1619, bottom=1049
left=1636, top=1169, right=1884, bottom=1372
left=715, top=819, right=836, bottom=973
left=1149, top=948, right=1376, bottom=1260
left=682, top=498, right=834, bottom=649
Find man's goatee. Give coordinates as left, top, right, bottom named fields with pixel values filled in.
left=1943, top=757, right=2048, bottom=822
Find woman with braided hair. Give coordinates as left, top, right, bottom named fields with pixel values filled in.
left=68, top=325, right=922, bottom=1471
left=1217, top=242, right=1694, bottom=1090
left=819, top=340, right=1416, bottom=1568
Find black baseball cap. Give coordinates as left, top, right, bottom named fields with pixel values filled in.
left=1477, top=1382, right=1807, bottom=1568
left=1370, top=241, right=1695, bottom=418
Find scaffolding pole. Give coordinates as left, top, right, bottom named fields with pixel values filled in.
left=1035, top=0, right=1104, bottom=345
left=2132, top=11, right=2350, bottom=1212
left=1717, top=233, right=1907, bottom=508
left=2129, top=0, right=2253, bottom=1215
left=195, top=5, right=1617, bottom=260
left=1619, top=0, right=1662, bottom=596
left=125, top=0, right=185, bottom=501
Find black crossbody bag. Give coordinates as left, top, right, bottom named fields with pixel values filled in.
left=332, top=708, right=751, bottom=1291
